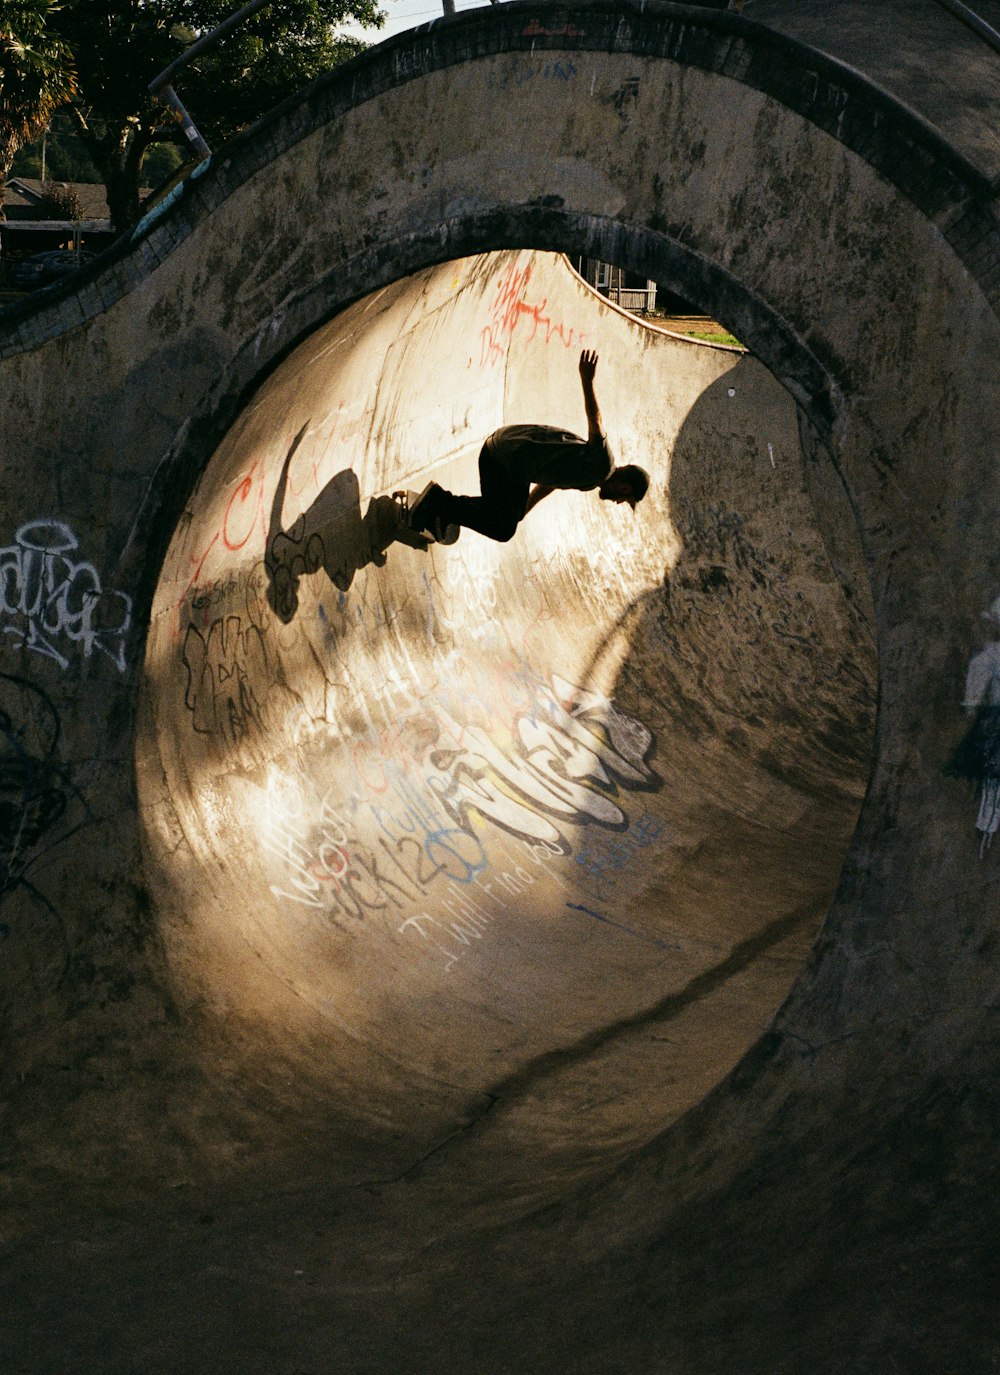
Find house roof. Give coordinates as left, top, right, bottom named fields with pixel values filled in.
left=2, top=177, right=112, bottom=222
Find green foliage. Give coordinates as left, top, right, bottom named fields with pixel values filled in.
left=142, top=138, right=184, bottom=185
left=11, top=114, right=99, bottom=179
left=685, top=328, right=745, bottom=348
left=45, top=0, right=384, bottom=231
left=11, top=123, right=183, bottom=221
left=178, top=2, right=377, bottom=145
left=0, top=0, right=76, bottom=190
left=35, top=175, right=81, bottom=217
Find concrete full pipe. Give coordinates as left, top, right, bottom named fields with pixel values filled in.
left=1, top=3, right=999, bottom=1370
left=138, top=247, right=877, bottom=1195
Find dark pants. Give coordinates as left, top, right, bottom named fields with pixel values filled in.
left=432, top=444, right=530, bottom=542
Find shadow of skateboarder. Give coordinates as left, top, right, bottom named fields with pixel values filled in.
left=263, top=424, right=434, bottom=624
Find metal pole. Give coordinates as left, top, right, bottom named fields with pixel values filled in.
left=158, top=84, right=212, bottom=161
left=149, top=0, right=275, bottom=95
left=148, top=0, right=275, bottom=159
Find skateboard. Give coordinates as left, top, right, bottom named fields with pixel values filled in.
left=392, top=488, right=460, bottom=545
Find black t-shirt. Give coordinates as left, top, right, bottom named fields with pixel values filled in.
left=485, top=424, right=613, bottom=490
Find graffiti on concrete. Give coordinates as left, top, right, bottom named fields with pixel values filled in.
left=259, top=749, right=606, bottom=975
left=0, top=673, right=91, bottom=972
left=0, top=520, right=132, bottom=672
left=180, top=555, right=284, bottom=750
left=176, top=460, right=269, bottom=614
left=259, top=780, right=453, bottom=923
left=396, top=841, right=580, bottom=974
left=256, top=655, right=661, bottom=969
left=182, top=614, right=270, bottom=746
left=181, top=448, right=416, bottom=745
left=487, top=58, right=578, bottom=91
left=480, top=257, right=586, bottom=368
left=949, top=594, right=1000, bottom=853
left=521, top=19, right=585, bottom=38
left=170, top=457, right=665, bottom=968
left=175, top=403, right=378, bottom=616
left=430, top=674, right=659, bottom=847
left=0, top=674, right=67, bottom=894
left=189, top=565, right=268, bottom=617
left=573, top=810, right=667, bottom=896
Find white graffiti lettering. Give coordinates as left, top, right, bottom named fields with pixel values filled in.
left=260, top=775, right=421, bottom=922
left=429, top=675, right=657, bottom=843
left=0, top=520, right=132, bottom=672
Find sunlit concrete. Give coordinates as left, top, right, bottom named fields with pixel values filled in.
left=138, top=251, right=875, bottom=1203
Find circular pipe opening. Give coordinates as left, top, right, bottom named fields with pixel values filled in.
left=137, top=250, right=877, bottom=1204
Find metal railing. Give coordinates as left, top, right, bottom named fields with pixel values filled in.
left=148, top=0, right=275, bottom=160
left=148, top=0, right=499, bottom=159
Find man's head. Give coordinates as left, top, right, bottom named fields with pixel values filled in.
left=598, top=464, right=650, bottom=510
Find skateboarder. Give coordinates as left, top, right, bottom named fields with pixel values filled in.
left=407, top=350, right=649, bottom=544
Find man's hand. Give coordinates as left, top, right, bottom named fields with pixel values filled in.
left=578, top=349, right=603, bottom=442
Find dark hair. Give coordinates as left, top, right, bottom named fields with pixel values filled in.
left=614, top=464, right=650, bottom=504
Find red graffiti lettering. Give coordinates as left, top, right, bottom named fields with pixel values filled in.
left=480, top=258, right=585, bottom=368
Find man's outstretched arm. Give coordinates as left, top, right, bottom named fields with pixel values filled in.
left=527, top=350, right=605, bottom=517
left=579, top=348, right=605, bottom=443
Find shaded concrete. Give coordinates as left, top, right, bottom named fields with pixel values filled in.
left=748, top=0, right=1000, bottom=181
left=1, top=3, right=999, bottom=1370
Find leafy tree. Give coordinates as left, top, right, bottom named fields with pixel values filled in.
left=180, top=2, right=373, bottom=145
left=36, top=176, right=81, bottom=217
left=50, top=0, right=383, bottom=234
left=0, top=0, right=76, bottom=216
left=13, top=118, right=185, bottom=186
left=12, top=117, right=101, bottom=180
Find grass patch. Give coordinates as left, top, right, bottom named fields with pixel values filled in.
left=683, top=328, right=744, bottom=348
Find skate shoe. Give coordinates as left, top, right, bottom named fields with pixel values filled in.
left=406, top=483, right=460, bottom=544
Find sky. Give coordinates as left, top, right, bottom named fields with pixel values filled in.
left=343, top=0, right=494, bottom=43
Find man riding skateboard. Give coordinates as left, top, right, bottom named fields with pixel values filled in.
left=407, top=350, right=649, bottom=544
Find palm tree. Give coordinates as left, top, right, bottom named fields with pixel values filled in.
left=0, top=1, right=76, bottom=218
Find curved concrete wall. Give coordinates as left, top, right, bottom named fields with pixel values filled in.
left=1, top=4, right=999, bottom=1369
left=137, top=250, right=875, bottom=1200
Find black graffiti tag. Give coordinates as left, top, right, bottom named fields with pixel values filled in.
left=0, top=674, right=94, bottom=978
left=182, top=615, right=269, bottom=744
